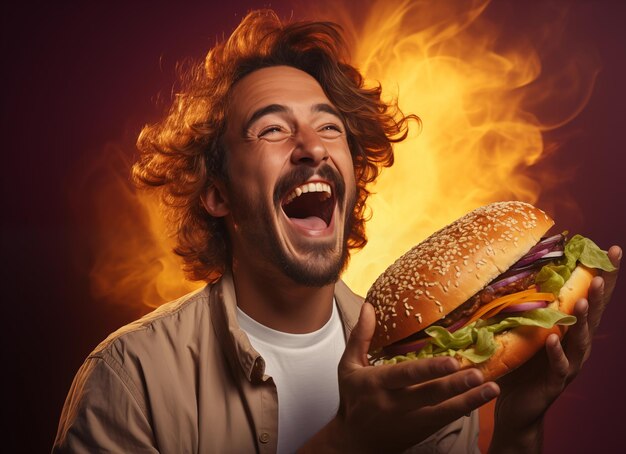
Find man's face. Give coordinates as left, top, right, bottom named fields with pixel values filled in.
left=220, top=65, right=357, bottom=286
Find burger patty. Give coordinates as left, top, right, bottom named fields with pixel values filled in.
left=436, top=271, right=539, bottom=329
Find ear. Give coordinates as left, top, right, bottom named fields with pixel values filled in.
left=202, top=181, right=230, bottom=217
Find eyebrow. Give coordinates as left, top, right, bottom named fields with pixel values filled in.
left=311, top=103, right=343, bottom=122
left=242, top=102, right=344, bottom=134
left=243, top=104, right=290, bottom=134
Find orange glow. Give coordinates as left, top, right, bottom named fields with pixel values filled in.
left=86, top=0, right=596, bottom=312
left=82, top=144, right=201, bottom=309
left=340, top=0, right=596, bottom=296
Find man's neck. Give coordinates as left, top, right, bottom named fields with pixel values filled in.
left=230, top=261, right=336, bottom=334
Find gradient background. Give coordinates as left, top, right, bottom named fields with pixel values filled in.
left=3, top=1, right=625, bottom=452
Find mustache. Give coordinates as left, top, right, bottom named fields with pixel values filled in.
left=273, top=164, right=346, bottom=206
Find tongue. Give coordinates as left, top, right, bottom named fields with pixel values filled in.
left=290, top=216, right=327, bottom=230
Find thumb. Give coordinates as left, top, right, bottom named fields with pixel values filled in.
left=341, top=302, right=376, bottom=370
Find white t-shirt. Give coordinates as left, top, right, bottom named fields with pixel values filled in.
left=237, top=301, right=345, bottom=454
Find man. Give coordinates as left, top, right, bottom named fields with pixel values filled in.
left=54, top=10, right=621, bottom=453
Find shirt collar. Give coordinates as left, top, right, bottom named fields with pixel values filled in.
left=209, top=270, right=364, bottom=383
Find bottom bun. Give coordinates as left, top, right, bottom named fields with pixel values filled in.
left=458, top=265, right=596, bottom=381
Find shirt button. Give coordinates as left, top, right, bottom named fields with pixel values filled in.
left=259, top=432, right=270, bottom=444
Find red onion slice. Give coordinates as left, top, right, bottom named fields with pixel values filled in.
left=532, top=233, right=565, bottom=252
left=490, top=270, right=533, bottom=290
left=447, top=317, right=471, bottom=333
left=499, top=301, right=548, bottom=313
left=514, top=248, right=552, bottom=267
left=541, top=251, right=564, bottom=259
left=508, top=258, right=555, bottom=273
left=539, top=232, right=564, bottom=243
left=382, top=338, right=430, bottom=357
left=512, top=234, right=565, bottom=268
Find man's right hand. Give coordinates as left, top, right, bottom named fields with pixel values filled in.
left=300, top=302, right=499, bottom=453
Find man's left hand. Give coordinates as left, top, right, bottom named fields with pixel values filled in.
left=489, top=244, right=621, bottom=452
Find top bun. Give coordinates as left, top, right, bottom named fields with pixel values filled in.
left=366, top=201, right=554, bottom=352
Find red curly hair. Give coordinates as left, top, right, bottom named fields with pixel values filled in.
left=132, top=10, right=419, bottom=282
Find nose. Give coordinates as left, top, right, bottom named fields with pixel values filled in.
left=290, top=126, right=329, bottom=166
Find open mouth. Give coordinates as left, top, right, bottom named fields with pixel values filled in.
left=281, top=181, right=335, bottom=230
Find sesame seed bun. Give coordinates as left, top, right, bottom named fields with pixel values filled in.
left=367, top=201, right=554, bottom=352
left=366, top=201, right=596, bottom=380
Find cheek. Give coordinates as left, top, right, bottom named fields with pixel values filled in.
left=343, top=154, right=359, bottom=206
left=228, top=149, right=287, bottom=199
left=333, top=140, right=357, bottom=185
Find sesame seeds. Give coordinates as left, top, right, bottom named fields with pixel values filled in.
left=365, top=201, right=553, bottom=348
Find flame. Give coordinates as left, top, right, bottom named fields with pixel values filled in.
left=336, top=0, right=597, bottom=295
left=81, top=0, right=597, bottom=309
left=72, top=142, right=201, bottom=309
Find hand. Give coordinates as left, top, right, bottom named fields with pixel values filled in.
left=489, top=245, right=622, bottom=452
left=301, top=302, right=500, bottom=454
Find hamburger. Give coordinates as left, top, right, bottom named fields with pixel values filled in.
left=366, top=201, right=615, bottom=380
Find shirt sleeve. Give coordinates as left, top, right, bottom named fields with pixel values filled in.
left=52, top=356, right=158, bottom=453
left=403, top=411, right=481, bottom=454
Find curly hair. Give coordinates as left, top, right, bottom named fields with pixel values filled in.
left=132, top=10, right=419, bottom=282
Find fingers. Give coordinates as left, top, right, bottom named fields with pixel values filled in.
left=545, top=333, right=570, bottom=387
left=418, top=381, right=500, bottom=424
left=586, top=276, right=606, bottom=335
left=551, top=297, right=592, bottom=389
left=607, top=245, right=622, bottom=269
left=564, top=298, right=592, bottom=363
left=378, top=356, right=459, bottom=390
left=383, top=365, right=497, bottom=429
left=341, top=303, right=376, bottom=370
left=584, top=244, right=620, bottom=339
left=602, top=245, right=621, bottom=305
left=399, top=368, right=487, bottom=409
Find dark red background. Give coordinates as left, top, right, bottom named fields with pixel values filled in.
left=3, top=1, right=625, bottom=452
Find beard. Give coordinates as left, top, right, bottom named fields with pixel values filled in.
left=227, top=164, right=356, bottom=287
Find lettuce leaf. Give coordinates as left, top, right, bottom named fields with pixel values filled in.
left=565, top=234, right=616, bottom=272
left=383, top=308, right=576, bottom=365
left=535, top=265, right=571, bottom=295
left=537, top=234, right=615, bottom=295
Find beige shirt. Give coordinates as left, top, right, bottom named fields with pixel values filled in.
left=53, top=273, right=479, bottom=453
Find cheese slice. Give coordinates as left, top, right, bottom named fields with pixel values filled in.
left=465, top=289, right=556, bottom=326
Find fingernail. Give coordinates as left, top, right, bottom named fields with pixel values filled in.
left=481, top=385, right=498, bottom=401
left=549, top=334, right=562, bottom=348
left=465, top=372, right=482, bottom=388
left=577, top=299, right=589, bottom=315
left=443, top=358, right=459, bottom=373
left=583, top=300, right=589, bottom=317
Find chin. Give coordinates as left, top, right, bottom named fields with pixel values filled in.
left=279, top=248, right=348, bottom=287
left=277, top=204, right=355, bottom=287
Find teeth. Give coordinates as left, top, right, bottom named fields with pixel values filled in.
left=284, top=182, right=332, bottom=204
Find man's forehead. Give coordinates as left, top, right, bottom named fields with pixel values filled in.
left=229, top=66, right=333, bottom=118
left=235, top=65, right=322, bottom=91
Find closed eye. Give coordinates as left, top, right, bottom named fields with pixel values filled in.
left=259, top=126, right=283, bottom=136
left=318, top=123, right=344, bottom=138
left=258, top=125, right=291, bottom=140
